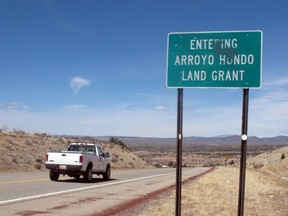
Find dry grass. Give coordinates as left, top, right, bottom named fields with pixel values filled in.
left=138, top=147, right=288, bottom=216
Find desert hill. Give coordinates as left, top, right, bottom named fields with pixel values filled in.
left=0, top=131, right=150, bottom=171
left=247, top=146, right=288, bottom=176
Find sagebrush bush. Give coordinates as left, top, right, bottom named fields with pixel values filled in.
left=253, top=163, right=264, bottom=169
left=34, top=164, right=42, bottom=170
left=35, top=158, right=43, bottom=163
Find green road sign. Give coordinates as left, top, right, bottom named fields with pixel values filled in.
left=166, top=31, right=262, bottom=88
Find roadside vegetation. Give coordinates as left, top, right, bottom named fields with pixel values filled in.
left=135, top=146, right=288, bottom=216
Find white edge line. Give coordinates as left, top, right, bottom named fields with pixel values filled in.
left=0, top=172, right=175, bottom=205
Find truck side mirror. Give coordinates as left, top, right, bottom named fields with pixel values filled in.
left=105, top=152, right=110, bottom=158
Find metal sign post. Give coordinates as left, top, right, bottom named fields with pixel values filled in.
left=238, top=88, right=249, bottom=216
left=176, top=88, right=183, bottom=216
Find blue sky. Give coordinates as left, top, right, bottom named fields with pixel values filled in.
left=0, top=0, right=287, bottom=138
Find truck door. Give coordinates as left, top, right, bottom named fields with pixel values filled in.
left=96, top=146, right=106, bottom=172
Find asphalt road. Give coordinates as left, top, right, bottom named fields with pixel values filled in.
left=0, top=167, right=212, bottom=216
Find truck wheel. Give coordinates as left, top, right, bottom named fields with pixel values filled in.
left=49, top=170, right=59, bottom=181
left=84, top=166, right=93, bottom=183
left=103, top=165, right=111, bottom=180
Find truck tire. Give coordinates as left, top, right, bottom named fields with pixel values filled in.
left=103, top=165, right=111, bottom=180
left=84, top=166, right=93, bottom=183
left=49, top=170, right=59, bottom=181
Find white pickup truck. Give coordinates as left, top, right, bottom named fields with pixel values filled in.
left=45, top=142, right=111, bottom=183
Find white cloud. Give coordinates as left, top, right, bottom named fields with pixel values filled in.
left=264, top=76, right=288, bottom=88
left=155, top=105, right=168, bottom=112
left=70, top=76, right=90, bottom=94
left=0, top=103, right=17, bottom=110
left=0, top=103, right=30, bottom=111
left=64, top=104, right=87, bottom=111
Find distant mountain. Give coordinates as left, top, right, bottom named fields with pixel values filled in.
left=98, top=135, right=288, bottom=149
left=184, top=135, right=288, bottom=145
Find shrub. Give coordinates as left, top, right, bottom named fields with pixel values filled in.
left=34, top=164, right=42, bottom=170
left=35, top=158, right=43, bottom=164
left=155, top=163, right=162, bottom=168
left=109, top=137, right=130, bottom=151
left=34, top=132, right=49, bottom=138
left=109, top=137, right=118, bottom=143
left=228, top=160, right=235, bottom=165
left=13, top=128, right=26, bottom=136
left=168, top=161, right=176, bottom=167
left=111, top=158, right=118, bottom=163
left=253, top=163, right=264, bottom=169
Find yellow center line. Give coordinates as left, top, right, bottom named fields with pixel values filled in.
left=0, top=178, right=49, bottom=185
